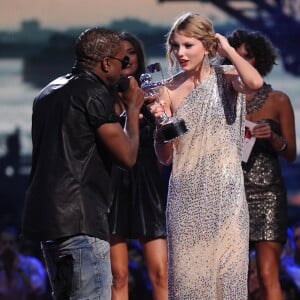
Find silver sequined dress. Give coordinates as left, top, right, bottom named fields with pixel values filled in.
left=167, top=66, right=249, bottom=299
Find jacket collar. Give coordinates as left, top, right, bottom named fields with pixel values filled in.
left=71, top=65, right=116, bottom=95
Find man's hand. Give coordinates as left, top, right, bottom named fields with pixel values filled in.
left=121, top=76, right=144, bottom=113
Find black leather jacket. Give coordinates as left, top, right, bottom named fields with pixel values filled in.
left=22, top=66, right=119, bottom=242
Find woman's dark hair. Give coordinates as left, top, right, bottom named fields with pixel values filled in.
left=119, top=32, right=146, bottom=82
left=227, top=29, right=277, bottom=76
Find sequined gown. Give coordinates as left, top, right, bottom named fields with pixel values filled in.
left=242, top=119, right=288, bottom=243
left=167, top=66, right=249, bottom=299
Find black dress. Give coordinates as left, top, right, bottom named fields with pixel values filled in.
left=242, top=119, right=288, bottom=243
left=109, top=104, right=167, bottom=239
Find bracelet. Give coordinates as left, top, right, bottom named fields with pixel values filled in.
left=153, top=128, right=168, bottom=145
left=276, top=136, right=288, bottom=152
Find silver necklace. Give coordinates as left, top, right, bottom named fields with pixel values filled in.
left=246, top=82, right=272, bottom=114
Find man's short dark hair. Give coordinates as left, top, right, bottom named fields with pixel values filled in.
left=75, top=27, right=121, bottom=67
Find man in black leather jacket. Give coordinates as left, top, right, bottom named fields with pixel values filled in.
left=21, top=27, right=144, bottom=300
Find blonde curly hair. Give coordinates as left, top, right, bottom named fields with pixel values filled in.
left=166, top=12, right=218, bottom=67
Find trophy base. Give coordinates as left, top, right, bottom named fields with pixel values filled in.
left=159, top=118, right=188, bottom=142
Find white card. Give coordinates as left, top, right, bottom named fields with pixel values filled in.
left=242, top=120, right=257, bottom=163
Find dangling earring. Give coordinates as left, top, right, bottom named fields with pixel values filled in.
left=203, top=54, right=210, bottom=73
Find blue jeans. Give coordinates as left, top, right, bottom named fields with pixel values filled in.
left=41, top=235, right=112, bottom=300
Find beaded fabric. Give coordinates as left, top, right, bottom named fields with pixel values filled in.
left=242, top=119, right=288, bottom=243
left=246, top=82, right=272, bottom=114
left=166, top=66, right=249, bottom=299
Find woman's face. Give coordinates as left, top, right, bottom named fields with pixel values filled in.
left=172, top=31, right=208, bottom=71
left=236, top=43, right=256, bottom=66
left=120, top=40, right=138, bottom=77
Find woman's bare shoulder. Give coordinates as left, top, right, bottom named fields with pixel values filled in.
left=270, top=89, right=290, bottom=101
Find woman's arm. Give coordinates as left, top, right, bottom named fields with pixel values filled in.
left=150, top=86, right=173, bottom=165
left=215, top=33, right=263, bottom=92
left=251, top=92, right=296, bottom=162
left=275, top=91, right=296, bottom=162
left=153, top=128, right=173, bottom=165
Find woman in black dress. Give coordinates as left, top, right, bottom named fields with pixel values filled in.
left=227, top=29, right=297, bottom=300
left=109, top=32, right=168, bottom=300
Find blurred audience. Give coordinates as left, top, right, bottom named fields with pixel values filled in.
left=248, top=251, right=262, bottom=300
left=279, top=274, right=300, bottom=300
left=281, top=222, right=300, bottom=290
left=249, top=246, right=300, bottom=300
left=0, top=225, right=47, bottom=300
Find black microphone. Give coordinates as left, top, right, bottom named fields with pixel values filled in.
left=116, top=76, right=130, bottom=92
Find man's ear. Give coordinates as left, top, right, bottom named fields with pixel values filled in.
left=100, top=58, right=109, bottom=73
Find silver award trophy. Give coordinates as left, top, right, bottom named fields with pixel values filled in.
left=140, top=62, right=188, bottom=143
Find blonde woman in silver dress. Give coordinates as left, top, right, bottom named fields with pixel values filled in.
left=150, top=12, right=263, bottom=299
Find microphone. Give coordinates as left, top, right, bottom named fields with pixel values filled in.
left=116, top=76, right=130, bottom=92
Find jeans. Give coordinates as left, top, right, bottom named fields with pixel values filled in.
left=41, top=235, right=112, bottom=300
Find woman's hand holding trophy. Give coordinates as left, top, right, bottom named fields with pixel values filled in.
left=140, top=63, right=188, bottom=143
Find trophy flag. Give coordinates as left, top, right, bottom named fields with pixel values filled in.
left=147, top=62, right=161, bottom=73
